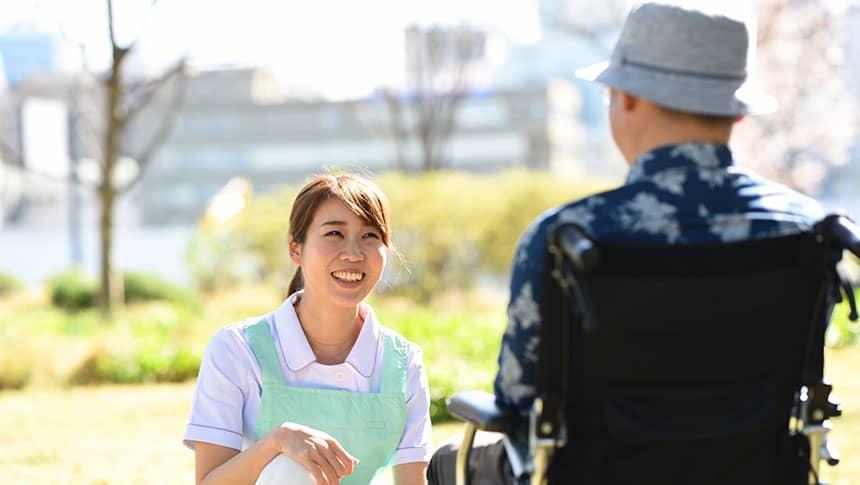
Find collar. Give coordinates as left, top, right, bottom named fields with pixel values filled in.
left=272, top=290, right=380, bottom=377
left=625, top=142, right=735, bottom=184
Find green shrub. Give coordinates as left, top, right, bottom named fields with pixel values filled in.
left=187, top=170, right=609, bottom=300
left=0, top=338, right=33, bottom=390
left=48, top=269, right=197, bottom=311
left=123, top=271, right=196, bottom=306
left=372, top=293, right=505, bottom=422
left=19, top=285, right=504, bottom=422
left=186, top=191, right=288, bottom=292
left=186, top=228, right=263, bottom=292
left=0, top=272, right=24, bottom=296
left=69, top=340, right=202, bottom=385
left=377, top=170, right=605, bottom=299
left=49, top=268, right=97, bottom=311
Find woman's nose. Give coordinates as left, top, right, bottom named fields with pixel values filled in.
left=340, top=238, right=364, bottom=260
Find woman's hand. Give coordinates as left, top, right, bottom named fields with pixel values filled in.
left=271, top=422, right=359, bottom=485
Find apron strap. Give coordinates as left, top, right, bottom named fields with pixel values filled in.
left=379, top=332, right=409, bottom=394
left=246, top=317, right=284, bottom=386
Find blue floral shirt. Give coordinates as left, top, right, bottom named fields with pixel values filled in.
left=494, top=142, right=825, bottom=450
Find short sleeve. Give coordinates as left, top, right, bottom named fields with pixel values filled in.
left=494, top=211, right=554, bottom=416
left=392, top=345, right=432, bottom=465
left=183, top=327, right=252, bottom=450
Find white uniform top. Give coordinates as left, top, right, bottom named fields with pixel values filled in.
left=184, top=291, right=433, bottom=465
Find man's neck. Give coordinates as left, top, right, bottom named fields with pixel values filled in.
left=626, top=114, right=733, bottom=165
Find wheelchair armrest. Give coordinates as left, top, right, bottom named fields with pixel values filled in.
left=448, top=390, right=515, bottom=434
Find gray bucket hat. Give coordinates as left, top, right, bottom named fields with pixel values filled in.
left=575, top=2, right=777, bottom=116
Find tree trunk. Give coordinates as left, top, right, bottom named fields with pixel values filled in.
left=98, top=180, right=116, bottom=317
left=418, top=111, right=436, bottom=171
left=382, top=90, right=408, bottom=172
left=421, top=136, right=434, bottom=171
left=98, top=44, right=126, bottom=317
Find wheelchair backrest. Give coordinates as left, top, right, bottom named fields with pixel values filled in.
left=552, top=233, right=835, bottom=484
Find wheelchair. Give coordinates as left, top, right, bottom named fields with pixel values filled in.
left=449, top=214, right=860, bottom=485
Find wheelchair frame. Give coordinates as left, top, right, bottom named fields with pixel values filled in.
left=448, top=214, right=860, bottom=485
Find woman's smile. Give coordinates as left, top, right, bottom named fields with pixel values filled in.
left=331, top=271, right=365, bottom=285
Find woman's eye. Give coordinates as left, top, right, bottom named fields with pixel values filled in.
left=363, top=232, right=380, bottom=239
left=325, top=230, right=343, bottom=237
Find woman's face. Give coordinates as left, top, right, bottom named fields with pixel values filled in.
left=290, top=198, right=387, bottom=309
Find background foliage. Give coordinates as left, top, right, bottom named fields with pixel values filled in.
left=0, top=272, right=23, bottom=296
left=0, top=283, right=507, bottom=422
left=2, top=172, right=858, bottom=421
left=187, top=170, right=609, bottom=300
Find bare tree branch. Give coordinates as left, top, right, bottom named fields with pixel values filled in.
left=118, top=65, right=187, bottom=193
left=106, top=0, right=137, bottom=55
left=107, top=0, right=118, bottom=51
left=124, top=58, right=186, bottom=122
left=64, top=77, right=107, bottom=163
left=379, top=89, right=408, bottom=171
left=397, top=24, right=483, bottom=171
left=59, top=30, right=97, bottom=75
left=0, top=140, right=95, bottom=188
left=72, top=111, right=105, bottom=163
left=0, top=139, right=23, bottom=168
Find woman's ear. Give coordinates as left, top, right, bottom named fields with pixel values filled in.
left=288, top=237, right=302, bottom=265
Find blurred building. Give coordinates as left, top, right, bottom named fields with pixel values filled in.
left=4, top=5, right=858, bottom=286
left=1, top=21, right=623, bottom=230
left=0, top=65, right=613, bottom=285
left=0, top=32, right=66, bottom=229
left=134, top=66, right=613, bottom=225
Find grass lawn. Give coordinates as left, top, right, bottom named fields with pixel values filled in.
left=820, top=346, right=860, bottom=484
left=0, top=347, right=857, bottom=484
left=0, top=380, right=462, bottom=484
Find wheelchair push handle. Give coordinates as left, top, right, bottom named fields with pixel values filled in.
left=832, top=216, right=860, bottom=258
left=816, top=214, right=860, bottom=259
left=556, top=224, right=600, bottom=272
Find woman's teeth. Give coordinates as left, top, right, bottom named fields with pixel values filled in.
left=332, top=271, right=364, bottom=282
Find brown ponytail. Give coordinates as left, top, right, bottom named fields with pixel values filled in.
left=288, top=268, right=304, bottom=295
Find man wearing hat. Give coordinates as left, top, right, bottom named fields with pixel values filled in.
left=427, top=2, right=825, bottom=484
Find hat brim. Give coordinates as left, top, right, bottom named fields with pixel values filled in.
left=574, top=60, right=778, bottom=116
left=574, top=61, right=610, bottom=83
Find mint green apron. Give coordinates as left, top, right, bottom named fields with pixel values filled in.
left=247, top=318, right=408, bottom=484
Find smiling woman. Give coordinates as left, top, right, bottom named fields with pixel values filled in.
left=185, top=174, right=431, bottom=485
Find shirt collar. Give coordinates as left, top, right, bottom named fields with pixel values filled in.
left=273, top=290, right=380, bottom=377
left=625, top=142, right=735, bottom=184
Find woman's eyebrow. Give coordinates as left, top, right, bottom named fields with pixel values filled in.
left=320, top=220, right=347, bottom=226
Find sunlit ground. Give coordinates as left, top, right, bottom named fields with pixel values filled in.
left=0, top=381, right=461, bottom=484
left=0, top=348, right=856, bottom=484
